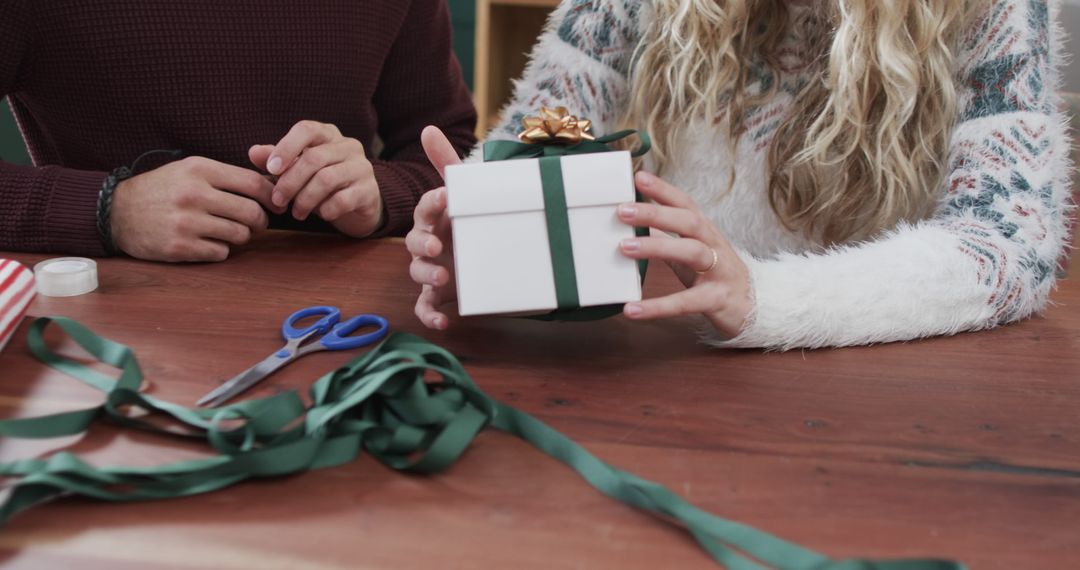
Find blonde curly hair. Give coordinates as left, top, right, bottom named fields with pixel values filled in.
left=628, top=0, right=979, bottom=243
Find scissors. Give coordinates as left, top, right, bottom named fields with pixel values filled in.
left=197, top=306, right=389, bottom=408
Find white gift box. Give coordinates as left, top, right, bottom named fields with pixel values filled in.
left=445, top=150, right=641, bottom=317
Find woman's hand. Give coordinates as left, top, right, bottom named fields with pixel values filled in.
left=617, top=172, right=753, bottom=339
left=406, top=126, right=462, bottom=330
left=248, top=120, right=384, bottom=238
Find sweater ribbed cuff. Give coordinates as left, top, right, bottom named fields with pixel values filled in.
left=369, top=161, right=428, bottom=238
left=44, top=168, right=110, bottom=257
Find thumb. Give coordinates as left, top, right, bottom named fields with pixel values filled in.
left=421, top=126, right=463, bottom=181
left=248, top=144, right=275, bottom=172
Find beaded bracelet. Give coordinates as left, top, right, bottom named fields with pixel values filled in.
left=95, top=166, right=130, bottom=255
left=96, top=149, right=183, bottom=255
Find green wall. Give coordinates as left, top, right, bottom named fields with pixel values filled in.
left=0, top=99, right=29, bottom=165
left=450, top=0, right=476, bottom=91
left=0, top=3, right=478, bottom=167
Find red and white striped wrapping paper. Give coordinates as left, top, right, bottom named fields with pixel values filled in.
left=0, top=259, right=36, bottom=354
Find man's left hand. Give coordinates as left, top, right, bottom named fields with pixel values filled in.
left=249, top=120, right=384, bottom=238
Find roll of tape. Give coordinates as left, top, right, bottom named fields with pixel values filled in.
left=34, top=257, right=99, bottom=297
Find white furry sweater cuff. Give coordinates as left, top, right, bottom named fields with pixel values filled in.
left=705, top=226, right=1006, bottom=350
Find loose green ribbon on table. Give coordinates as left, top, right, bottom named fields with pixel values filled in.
left=482, top=129, right=652, bottom=322
left=0, top=317, right=963, bottom=570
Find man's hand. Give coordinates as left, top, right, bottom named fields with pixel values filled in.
left=111, top=156, right=280, bottom=262
left=249, top=120, right=384, bottom=238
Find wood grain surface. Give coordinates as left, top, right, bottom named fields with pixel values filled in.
left=1, top=233, right=1077, bottom=570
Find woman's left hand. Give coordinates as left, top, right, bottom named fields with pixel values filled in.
left=249, top=120, right=384, bottom=238
left=617, top=171, right=753, bottom=339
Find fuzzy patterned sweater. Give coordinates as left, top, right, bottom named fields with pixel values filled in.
left=484, top=0, right=1074, bottom=350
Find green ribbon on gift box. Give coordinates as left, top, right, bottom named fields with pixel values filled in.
left=482, top=130, right=652, bottom=321
left=482, top=129, right=652, bottom=162
left=0, top=317, right=964, bottom=570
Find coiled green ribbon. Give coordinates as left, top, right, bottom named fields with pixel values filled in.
left=0, top=317, right=963, bottom=570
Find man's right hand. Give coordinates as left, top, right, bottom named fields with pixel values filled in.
left=110, top=157, right=282, bottom=262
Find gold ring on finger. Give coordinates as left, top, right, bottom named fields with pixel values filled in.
left=695, top=247, right=719, bottom=275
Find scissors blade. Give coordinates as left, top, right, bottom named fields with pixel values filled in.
left=196, top=352, right=294, bottom=408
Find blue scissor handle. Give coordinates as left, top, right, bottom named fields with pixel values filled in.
left=320, top=314, right=389, bottom=350
left=282, top=306, right=341, bottom=341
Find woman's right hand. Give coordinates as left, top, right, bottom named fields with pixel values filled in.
left=407, top=126, right=463, bottom=330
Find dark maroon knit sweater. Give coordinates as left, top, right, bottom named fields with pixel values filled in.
left=0, top=0, right=477, bottom=255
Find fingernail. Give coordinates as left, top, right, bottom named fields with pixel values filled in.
left=272, top=191, right=285, bottom=207
left=267, top=156, right=283, bottom=175
left=637, top=171, right=655, bottom=187
left=426, top=239, right=437, bottom=256
left=621, top=239, right=641, bottom=252
left=432, top=316, right=445, bottom=329
left=430, top=269, right=441, bottom=283
left=618, top=204, right=638, bottom=219
left=624, top=303, right=643, bottom=317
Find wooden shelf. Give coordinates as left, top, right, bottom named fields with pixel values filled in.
left=473, top=0, right=560, bottom=135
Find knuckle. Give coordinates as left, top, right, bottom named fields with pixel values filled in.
left=300, top=148, right=327, bottom=169
left=295, top=193, right=319, bottom=212
left=425, top=187, right=442, bottom=206
left=170, top=213, right=192, bottom=234
left=172, top=186, right=198, bottom=207
left=163, top=239, right=188, bottom=260
left=296, top=120, right=319, bottom=135
left=319, top=201, right=338, bottom=220
left=690, top=213, right=707, bottom=234
left=419, top=191, right=437, bottom=210
left=180, top=156, right=208, bottom=175
left=353, top=189, right=377, bottom=213
left=406, top=236, right=422, bottom=256
left=243, top=171, right=265, bottom=192
left=274, top=179, right=298, bottom=199
left=244, top=203, right=266, bottom=227
left=708, top=282, right=732, bottom=307
left=314, top=168, right=338, bottom=188
left=414, top=289, right=432, bottom=314
left=357, top=157, right=374, bottom=175
left=297, top=153, right=318, bottom=171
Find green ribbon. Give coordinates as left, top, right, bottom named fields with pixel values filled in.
left=538, top=156, right=580, bottom=309
left=0, top=317, right=963, bottom=570
left=483, top=130, right=651, bottom=319
left=482, top=129, right=653, bottom=162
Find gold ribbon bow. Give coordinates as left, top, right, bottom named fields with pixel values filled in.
left=517, top=107, right=596, bottom=145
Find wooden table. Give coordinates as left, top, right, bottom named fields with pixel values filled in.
left=1, top=234, right=1077, bottom=569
